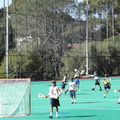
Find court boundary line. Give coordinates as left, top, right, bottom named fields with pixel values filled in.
left=32, top=106, right=120, bottom=111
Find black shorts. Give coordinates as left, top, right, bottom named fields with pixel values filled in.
left=50, top=98, right=60, bottom=107
left=62, top=83, right=66, bottom=89
left=95, top=79, right=100, bottom=85
left=104, top=84, right=111, bottom=90
left=95, top=81, right=100, bottom=85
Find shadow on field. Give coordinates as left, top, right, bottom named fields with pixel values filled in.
left=62, top=114, right=97, bottom=118
left=77, top=101, right=101, bottom=104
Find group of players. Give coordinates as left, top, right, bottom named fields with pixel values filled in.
left=91, top=71, right=111, bottom=98
left=39, top=69, right=120, bottom=119
left=39, top=69, right=83, bottom=118
left=60, top=69, right=84, bottom=104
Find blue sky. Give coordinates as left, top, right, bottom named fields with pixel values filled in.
left=0, top=0, right=12, bottom=8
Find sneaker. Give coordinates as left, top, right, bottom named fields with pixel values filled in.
left=56, top=114, right=59, bottom=118
left=49, top=116, right=52, bottom=119
left=92, top=88, right=95, bottom=91
left=71, top=102, right=74, bottom=104
left=104, top=96, right=106, bottom=98
left=117, top=101, right=120, bottom=104
left=78, top=89, right=80, bottom=91
left=65, top=91, right=67, bottom=94
left=99, top=89, right=102, bottom=91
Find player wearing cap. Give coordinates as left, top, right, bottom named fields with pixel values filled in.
left=74, top=69, right=85, bottom=91
left=92, top=71, right=102, bottom=91
left=74, top=76, right=80, bottom=91
left=61, top=73, right=68, bottom=92
left=47, top=80, right=61, bottom=118
left=68, top=78, right=76, bottom=104
left=102, top=74, right=111, bottom=98
left=74, top=69, right=80, bottom=78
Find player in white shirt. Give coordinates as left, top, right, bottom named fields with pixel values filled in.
left=92, top=71, right=102, bottom=91
left=47, top=80, right=61, bottom=118
left=61, top=73, right=68, bottom=92
left=68, top=78, right=76, bottom=104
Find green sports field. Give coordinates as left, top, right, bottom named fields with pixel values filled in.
left=2, top=77, right=120, bottom=120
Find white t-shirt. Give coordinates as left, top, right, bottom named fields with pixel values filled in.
left=94, top=76, right=99, bottom=80
left=69, top=82, right=76, bottom=90
left=49, top=86, right=59, bottom=98
left=74, top=70, right=80, bottom=78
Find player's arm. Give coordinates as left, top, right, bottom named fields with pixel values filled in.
left=88, top=75, right=95, bottom=77
left=64, top=84, right=69, bottom=93
left=38, top=93, right=49, bottom=98
left=57, top=87, right=62, bottom=97
left=45, top=94, right=50, bottom=98
left=61, top=77, right=65, bottom=83
left=74, top=82, right=77, bottom=91
left=102, top=80, right=104, bottom=83
left=80, top=70, right=85, bottom=75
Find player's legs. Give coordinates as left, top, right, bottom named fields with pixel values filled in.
left=49, top=105, right=53, bottom=118
left=92, top=85, right=96, bottom=90
left=61, top=83, right=65, bottom=92
left=73, top=91, right=76, bottom=104
left=49, top=98, right=60, bottom=118
left=77, top=84, right=80, bottom=91
left=49, top=98, right=54, bottom=118
left=70, top=90, right=74, bottom=104
left=98, top=84, right=102, bottom=91
left=104, top=85, right=108, bottom=98
left=117, top=97, right=120, bottom=104
left=64, top=88, right=68, bottom=94
left=55, top=106, right=59, bottom=118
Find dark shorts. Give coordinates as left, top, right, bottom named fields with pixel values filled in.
left=94, top=79, right=100, bottom=85
left=62, top=83, right=66, bottom=89
left=69, top=90, right=76, bottom=98
left=95, top=81, right=100, bottom=85
left=50, top=98, right=60, bottom=107
left=104, top=84, right=111, bottom=90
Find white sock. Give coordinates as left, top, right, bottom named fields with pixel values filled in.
left=56, top=112, right=58, bottom=115
left=50, top=112, right=52, bottom=116
left=56, top=112, right=58, bottom=117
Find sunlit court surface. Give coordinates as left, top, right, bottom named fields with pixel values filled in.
left=1, top=76, right=120, bottom=120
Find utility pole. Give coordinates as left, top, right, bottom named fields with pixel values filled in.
left=6, top=0, right=9, bottom=78
left=112, top=2, right=114, bottom=43
left=86, top=0, right=89, bottom=76
left=106, top=5, right=109, bottom=44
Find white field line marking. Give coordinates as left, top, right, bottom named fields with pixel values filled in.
left=32, top=106, right=120, bottom=111
left=32, top=98, right=119, bottom=101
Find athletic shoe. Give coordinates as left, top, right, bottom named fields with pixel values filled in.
left=71, top=102, right=74, bottom=104
left=92, top=88, right=95, bottom=91
left=117, top=101, right=120, bottom=104
left=104, top=96, right=106, bottom=98
left=65, top=90, right=68, bottom=94
left=56, top=114, right=59, bottom=118
left=49, top=116, right=52, bottom=119
left=99, top=89, right=102, bottom=91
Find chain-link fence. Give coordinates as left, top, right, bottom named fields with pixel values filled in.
left=0, top=0, right=120, bottom=80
